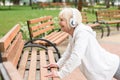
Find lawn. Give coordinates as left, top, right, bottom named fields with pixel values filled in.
left=0, top=6, right=60, bottom=38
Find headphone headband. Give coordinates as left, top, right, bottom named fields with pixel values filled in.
left=70, top=9, right=78, bottom=28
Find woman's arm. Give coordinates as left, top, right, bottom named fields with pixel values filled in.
left=57, top=43, right=71, bottom=68
left=58, top=31, right=89, bottom=78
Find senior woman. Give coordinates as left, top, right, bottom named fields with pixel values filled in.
left=44, top=8, right=120, bottom=80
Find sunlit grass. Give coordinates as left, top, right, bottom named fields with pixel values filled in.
left=0, top=6, right=60, bottom=37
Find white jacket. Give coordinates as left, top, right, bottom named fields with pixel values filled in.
left=57, top=23, right=120, bottom=80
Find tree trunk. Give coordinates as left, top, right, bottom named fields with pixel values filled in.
left=53, top=0, right=56, bottom=2
left=105, top=0, right=110, bottom=8
left=13, top=0, right=20, bottom=5
left=78, top=0, right=82, bottom=11
left=74, top=0, right=78, bottom=7
left=2, top=0, right=5, bottom=6
left=29, top=0, right=32, bottom=6
left=89, top=0, right=95, bottom=6
left=118, top=5, right=120, bottom=9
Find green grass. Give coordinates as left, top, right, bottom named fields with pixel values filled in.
left=0, top=6, right=60, bottom=37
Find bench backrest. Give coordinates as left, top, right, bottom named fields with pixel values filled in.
left=96, top=10, right=120, bottom=21
left=0, top=24, right=24, bottom=67
left=27, top=16, right=55, bottom=40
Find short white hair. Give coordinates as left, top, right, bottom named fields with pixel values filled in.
left=59, top=8, right=82, bottom=28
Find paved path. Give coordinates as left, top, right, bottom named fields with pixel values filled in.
left=98, top=34, right=120, bottom=56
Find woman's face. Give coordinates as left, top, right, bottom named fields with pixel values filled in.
left=59, top=17, right=70, bottom=33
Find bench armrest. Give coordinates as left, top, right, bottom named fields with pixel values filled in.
left=25, top=38, right=61, bottom=59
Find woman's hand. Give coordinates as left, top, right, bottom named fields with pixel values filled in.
left=44, top=71, right=59, bottom=78
left=43, top=63, right=59, bottom=68
left=43, top=63, right=60, bottom=78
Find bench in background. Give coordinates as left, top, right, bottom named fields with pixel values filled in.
left=96, top=10, right=120, bottom=36
left=27, top=16, right=69, bottom=58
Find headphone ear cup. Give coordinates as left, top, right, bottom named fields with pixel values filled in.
left=70, top=18, right=77, bottom=28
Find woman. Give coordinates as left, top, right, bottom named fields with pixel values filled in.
left=44, top=8, right=120, bottom=80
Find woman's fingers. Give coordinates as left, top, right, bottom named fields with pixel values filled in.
left=43, top=63, right=58, bottom=68
left=44, top=71, right=59, bottom=78
left=43, top=64, right=50, bottom=68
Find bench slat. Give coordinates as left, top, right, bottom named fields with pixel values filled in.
left=44, top=31, right=58, bottom=39
left=28, top=49, right=37, bottom=80
left=45, top=32, right=68, bottom=43
left=12, top=40, right=24, bottom=67
left=28, top=16, right=52, bottom=24
left=30, top=21, right=54, bottom=31
left=47, top=50, right=60, bottom=80
left=53, top=33, right=68, bottom=45
left=32, top=26, right=54, bottom=37
left=40, top=50, right=48, bottom=80
left=18, top=50, right=29, bottom=78
left=45, top=32, right=62, bottom=41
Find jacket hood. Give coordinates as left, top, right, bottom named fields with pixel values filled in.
left=75, top=23, right=96, bottom=37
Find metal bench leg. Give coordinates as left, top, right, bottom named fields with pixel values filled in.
left=100, top=26, right=104, bottom=38
left=105, top=23, right=110, bottom=36
left=116, top=23, right=120, bottom=31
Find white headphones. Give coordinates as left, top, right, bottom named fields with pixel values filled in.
left=70, top=9, right=78, bottom=28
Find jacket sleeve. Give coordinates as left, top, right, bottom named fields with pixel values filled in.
left=57, top=43, right=71, bottom=68
left=57, top=31, right=89, bottom=79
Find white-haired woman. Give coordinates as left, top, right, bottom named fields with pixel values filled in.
left=44, top=8, right=120, bottom=80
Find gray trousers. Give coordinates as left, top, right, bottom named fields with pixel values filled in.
left=114, top=60, right=120, bottom=80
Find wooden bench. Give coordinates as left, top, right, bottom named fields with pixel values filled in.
left=0, top=24, right=60, bottom=80
left=50, top=2, right=72, bottom=8
left=27, top=16, right=69, bottom=58
left=39, top=2, right=50, bottom=8
left=81, top=12, right=104, bottom=38
left=96, top=10, right=120, bottom=36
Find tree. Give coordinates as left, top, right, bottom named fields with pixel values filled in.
left=74, top=0, right=78, bottom=7
left=0, top=0, right=5, bottom=5
left=89, top=0, right=95, bottom=6
left=12, top=0, right=20, bottom=5
left=78, top=0, right=82, bottom=11
left=29, top=0, right=32, bottom=6
left=105, top=0, right=110, bottom=8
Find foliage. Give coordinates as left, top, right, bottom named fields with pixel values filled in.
left=53, top=16, right=60, bottom=31
left=20, top=22, right=30, bottom=40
